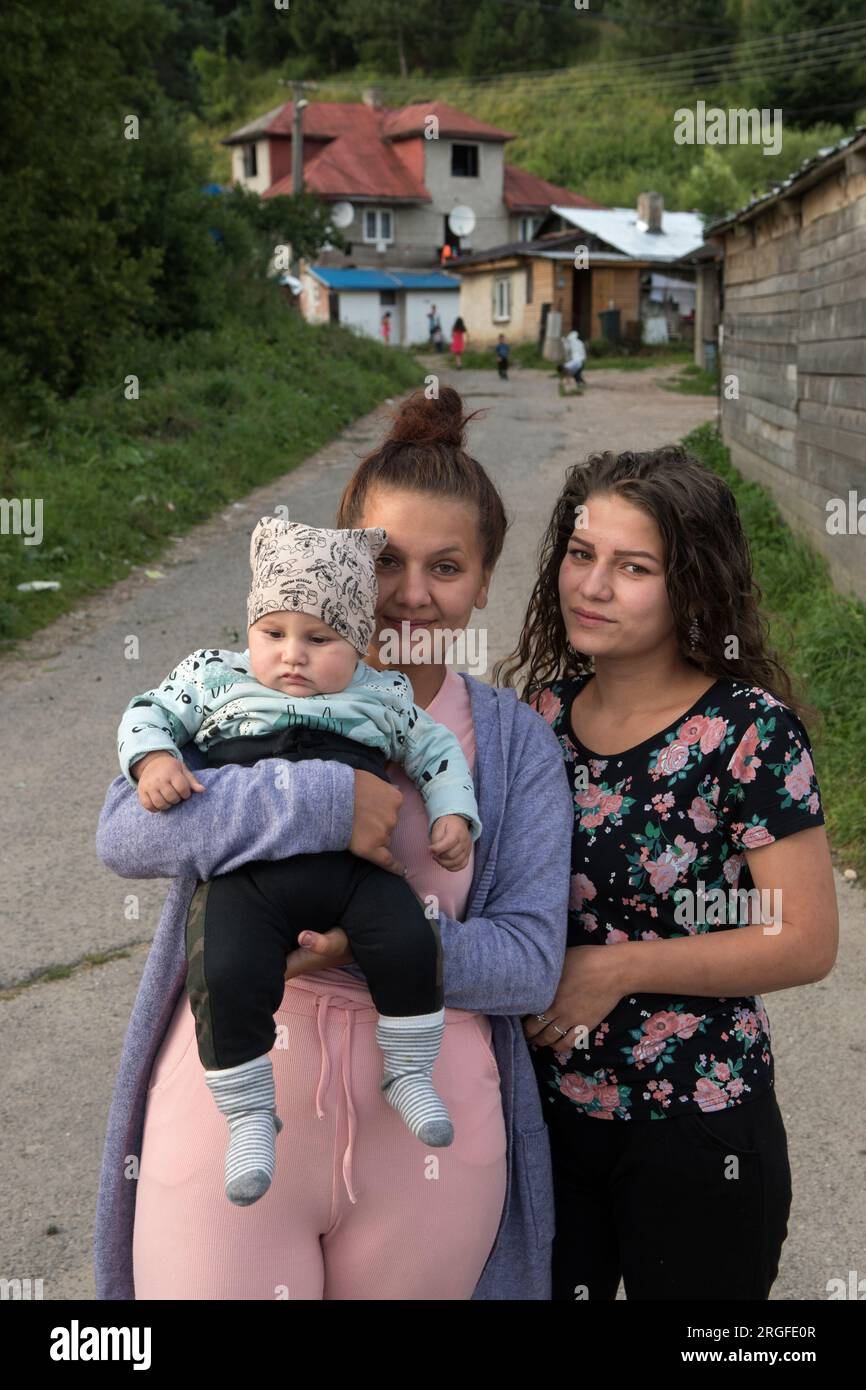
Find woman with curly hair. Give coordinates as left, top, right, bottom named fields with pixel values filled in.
left=494, top=443, right=839, bottom=1301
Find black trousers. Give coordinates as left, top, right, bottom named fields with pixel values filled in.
left=544, top=1087, right=792, bottom=1300
left=184, top=724, right=443, bottom=1071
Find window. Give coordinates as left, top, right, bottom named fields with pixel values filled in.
left=525, top=262, right=533, bottom=304
left=363, top=209, right=395, bottom=243
left=520, top=215, right=542, bottom=241
left=379, top=290, right=396, bottom=305
left=493, top=277, right=511, bottom=322
left=451, top=143, right=479, bottom=177
left=242, top=144, right=258, bottom=179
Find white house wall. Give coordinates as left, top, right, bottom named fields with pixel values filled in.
left=338, top=140, right=512, bottom=259
left=338, top=292, right=387, bottom=342
left=230, top=139, right=272, bottom=195
left=323, top=287, right=460, bottom=346
left=405, top=290, right=460, bottom=345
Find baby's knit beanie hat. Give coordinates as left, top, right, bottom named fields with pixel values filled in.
left=247, top=516, right=387, bottom=655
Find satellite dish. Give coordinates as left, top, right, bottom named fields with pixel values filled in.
left=448, top=205, right=476, bottom=237
left=330, top=201, right=355, bottom=229
left=375, top=240, right=387, bottom=254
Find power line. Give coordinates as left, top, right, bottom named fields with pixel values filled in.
left=366, top=33, right=866, bottom=106
left=370, top=16, right=866, bottom=91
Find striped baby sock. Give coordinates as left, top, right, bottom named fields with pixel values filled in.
left=376, top=1008, right=454, bottom=1147
left=204, top=1053, right=283, bottom=1206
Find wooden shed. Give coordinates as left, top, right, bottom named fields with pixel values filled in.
left=708, top=126, right=866, bottom=604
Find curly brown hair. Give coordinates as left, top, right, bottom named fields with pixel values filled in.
left=493, top=443, right=816, bottom=727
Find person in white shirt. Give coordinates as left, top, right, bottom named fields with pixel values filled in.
left=558, top=329, right=587, bottom=391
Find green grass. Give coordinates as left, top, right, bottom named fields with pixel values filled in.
left=685, top=422, right=866, bottom=878
left=0, top=296, right=423, bottom=650
left=585, top=348, right=692, bottom=373
left=663, top=362, right=720, bottom=396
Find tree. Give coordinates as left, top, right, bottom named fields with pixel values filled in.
left=0, top=0, right=230, bottom=394
left=459, top=0, right=594, bottom=76
left=737, top=0, right=866, bottom=127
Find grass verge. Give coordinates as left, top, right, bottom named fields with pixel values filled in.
left=0, top=299, right=423, bottom=651
left=685, top=422, right=866, bottom=879
left=663, top=362, right=720, bottom=396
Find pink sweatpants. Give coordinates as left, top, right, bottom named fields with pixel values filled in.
left=133, top=971, right=508, bottom=1299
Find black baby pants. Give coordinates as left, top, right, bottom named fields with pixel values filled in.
left=184, top=724, right=444, bottom=1071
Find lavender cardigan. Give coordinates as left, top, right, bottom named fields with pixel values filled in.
left=93, top=673, right=572, bottom=1300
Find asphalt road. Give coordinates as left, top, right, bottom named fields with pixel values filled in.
left=1, top=359, right=862, bottom=1300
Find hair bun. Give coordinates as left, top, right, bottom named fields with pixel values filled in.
left=383, top=385, right=468, bottom=449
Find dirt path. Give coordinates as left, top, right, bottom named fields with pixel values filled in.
left=1, top=360, right=861, bottom=1301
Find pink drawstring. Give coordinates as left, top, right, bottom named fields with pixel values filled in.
left=340, top=1010, right=359, bottom=1205
left=303, top=983, right=373, bottom=1205
left=313, top=995, right=331, bottom=1121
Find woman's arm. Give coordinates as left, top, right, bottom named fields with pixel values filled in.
left=612, top=825, right=839, bottom=996
left=95, top=752, right=355, bottom=881
left=281, top=711, right=573, bottom=1005
left=527, top=826, right=840, bottom=1048
left=436, top=708, right=573, bottom=1016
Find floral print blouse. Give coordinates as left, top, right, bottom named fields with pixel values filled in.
left=530, top=675, right=825, bottom=1122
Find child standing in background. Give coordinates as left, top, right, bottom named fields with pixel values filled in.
left=450, top=316, right=467, bottom=368
left=495, top=334, right=510, bottom=381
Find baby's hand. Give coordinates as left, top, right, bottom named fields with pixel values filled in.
left=429, top=815, right=472, bottom=872
left=133, top=751, right=206, bottom=812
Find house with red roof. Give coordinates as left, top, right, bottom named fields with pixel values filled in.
left=222, top=88, right=602, bottom=345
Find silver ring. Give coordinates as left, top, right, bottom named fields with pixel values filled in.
left=535, top=1013, right=550, bottom=1024
left=553, top=1024, right=569, bottom=1038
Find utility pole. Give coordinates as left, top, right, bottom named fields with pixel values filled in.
left=291, top=81, right=306, bottom=197
left=277, top=78, right=311, bottom=283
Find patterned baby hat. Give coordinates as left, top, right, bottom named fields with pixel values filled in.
left=247, top=517, right=388, bottom=655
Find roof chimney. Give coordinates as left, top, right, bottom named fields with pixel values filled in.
left=637, top=191, right=664, bottom=234
left=362, top=86, right=383, bottom=110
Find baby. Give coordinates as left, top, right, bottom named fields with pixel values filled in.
left=117, top=517, right=482, bottom=1206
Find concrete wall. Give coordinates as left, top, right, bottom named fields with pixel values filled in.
left=300, top=283, right=459, bottom=347
left=720, top=164, right=866, bottom=603
left=338, top=291, right=401, bottom=343
left=457, top=259, right=531, bottom=348
left=404, top=289, right=460, bottom=345
left=459, top=256, right=580, bottom=349
left=299, top=136, right=513, bottom=268
left=230, top=139, right=272, bottom=195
